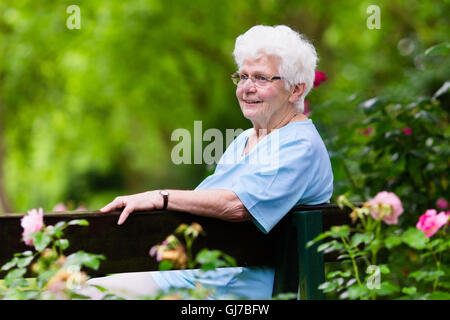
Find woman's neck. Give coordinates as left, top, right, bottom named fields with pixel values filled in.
left=252, top=110, right=302, bottom=139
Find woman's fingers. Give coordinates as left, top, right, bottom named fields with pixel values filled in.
left=117, top=205, right=134, bottom=225
left=100, top=197, right=125, bottom=213
left=100, top=192, right=154, bottom=224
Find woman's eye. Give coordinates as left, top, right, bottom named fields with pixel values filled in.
left=241, top=74, right=249, bottom=80
left=256, top=75, right=268, bottom=81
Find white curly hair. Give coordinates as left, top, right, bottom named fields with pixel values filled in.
left=233, top=25, right=318, bottom=113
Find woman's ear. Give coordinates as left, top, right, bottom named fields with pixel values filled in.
left=289, top=83, right=306, bottom=103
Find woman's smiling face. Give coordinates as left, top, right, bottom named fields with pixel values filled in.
left=236, top=54, right=292, bottom=125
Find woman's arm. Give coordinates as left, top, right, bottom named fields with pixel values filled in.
left=100, top=189, right=252, bottom=225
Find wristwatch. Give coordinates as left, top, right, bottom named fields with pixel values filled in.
left=159, top=190, right=169, bottom=210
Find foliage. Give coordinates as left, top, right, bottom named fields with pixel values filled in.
left=308, top=194, right=450, bottom=300
left=147, top=222, right=241, bottom=300
left=150, top=222, right=237, bottom=272
left=329, top=43, right=449, bottom=227
left=0, top=215, right=105, bottom=300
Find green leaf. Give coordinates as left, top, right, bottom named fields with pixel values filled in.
left=64, top=251, right=105, bottom=270
left=327, top=270, right=351, bottom=279
left=318, top=281, right=339, bottom=293
left=424, top=42, right=450, bottom=56
left=384, top=234, right=402, bottom=249
left=271, top=292, right=297, bottom=300
left=196, top=249, right=222, bottom=265
left=408, top=270, right=444, bottom=282
left=351, top=233, right=372, bottom=247
left=433, top=81, right=450, bottom=100
left=33, top=232, right=52, bottom=252
left=427, top=291, right=450, bottom=300
left=330, top=225, right=351, bottom=238
left=309, top=231, right=333, bottom=245
left=195, top=249, right=236, bottom=271
left=17, top=256, right=34, bottom=268
left=15, top=251, right=33, bottom=257
left=347, top=285, right=370, bottom=299
left=221, top=254, right=237, bottom=267
left=4, top=268, right=27, bottom=288
left=68, top=219, right=89, bottom=226
left=37, top=269, right=58, bottom=289
left=402, top=228, right=428, bottom=250
left=401, top=287, right=417, bottom=296
left=54, top=221, right=67, bottom=230
left=379, top=264, right=390, bottom=275
left=158, top=260, right=174, bottom=271
left=374, top=282, right=400, bottom=296
left=1, top=258, right=18, bottom=271
left=337, top=254, right=350, bottom=260
left=55, top=238, right=69, bottom=250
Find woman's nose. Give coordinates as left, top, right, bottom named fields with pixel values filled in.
left=241, top=79, right=257, bottom=92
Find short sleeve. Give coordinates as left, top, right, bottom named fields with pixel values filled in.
left=231, top=138, right=314, bottom=234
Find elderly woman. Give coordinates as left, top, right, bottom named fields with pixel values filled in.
left=84, top=25, right=333, bottom=300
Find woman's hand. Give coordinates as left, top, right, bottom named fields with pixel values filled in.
left=100, top=191, right=162, bottom=225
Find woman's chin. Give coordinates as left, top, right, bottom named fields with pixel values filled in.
left=241, top=107, right=261, bottom=120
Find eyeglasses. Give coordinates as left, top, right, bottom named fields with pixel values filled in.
left=231, top=73, right=283, bottom=87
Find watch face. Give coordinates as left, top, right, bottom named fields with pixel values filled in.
left=161, top=190, right=169, bottom=196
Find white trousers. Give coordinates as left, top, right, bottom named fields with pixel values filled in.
left=77, top=271, right=161, bottom=300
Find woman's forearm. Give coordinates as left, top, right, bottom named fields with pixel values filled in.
left=163, top=189, right=252, bottom=222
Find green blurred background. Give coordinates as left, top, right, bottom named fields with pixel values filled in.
left=0, top=0, right=448, bottom=213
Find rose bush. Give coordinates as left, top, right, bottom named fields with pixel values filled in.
left=0, top=208, right=105, bottom=300
left=308, top=192, right=449, bottom=300
left=329, top=43, right=449, bottom=229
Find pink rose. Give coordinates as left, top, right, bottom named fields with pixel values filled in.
left=75, top=205, right=87, bottom=212
left=52, top=203, right=67, bottom=212
left=402, top=127, right=412, bottom=135
left=416, top=209, right=449, bottom=238
left=313, top=71, right=327, bottom=87
left=368, top=191, right=404, bottom=225
left=21, top=208, right=45, bottom=246
left=436, top=198, right=448, bottom=209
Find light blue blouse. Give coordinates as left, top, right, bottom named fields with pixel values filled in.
left=152, top=120, right=334, bottom=299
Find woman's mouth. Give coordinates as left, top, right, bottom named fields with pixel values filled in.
left=243, top=99, right=263, bottom=105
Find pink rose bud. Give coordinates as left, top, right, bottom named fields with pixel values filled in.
left=149, top=245, right=158, bottom=257
left=313, top=71, right=327, bottom=87
left=416, top=209, right=449, bottom=238
left=402, top=127, right=412, bottom=135
left=21, top=208, right=45, bottom=246
left=436, top=198, right=448, bottom=209
left=368, top=191, right=404, bottom=225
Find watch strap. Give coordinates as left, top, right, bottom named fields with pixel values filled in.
left=159, top=190, right=169, bottom=210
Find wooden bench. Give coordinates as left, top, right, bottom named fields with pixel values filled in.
left=0, top=204, right=352, bottom=299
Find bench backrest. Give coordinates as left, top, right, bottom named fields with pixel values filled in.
left=0, top=204, right=352, bottom=298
